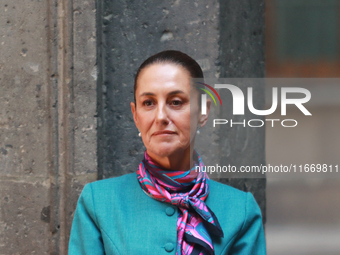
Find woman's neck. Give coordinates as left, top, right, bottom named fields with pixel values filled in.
left=146, top=148, right=194, bottom=171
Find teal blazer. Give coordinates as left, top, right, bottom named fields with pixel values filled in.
left=69, top=173, right=266, bottom=254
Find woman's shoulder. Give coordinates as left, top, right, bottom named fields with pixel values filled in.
left=207, top=179, right=261, bottom=217
left=209, top=178, right=248, bottom=199
left=83, top=172, right=139, bottom=196
left=90, top=172, right=137, bottom=187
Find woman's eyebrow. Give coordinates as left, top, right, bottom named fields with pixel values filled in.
left=139, top=90, right=185, bottom=97
left=139, top=92, right=155, bottom=97
left=168, top=90, right=185, bottom=96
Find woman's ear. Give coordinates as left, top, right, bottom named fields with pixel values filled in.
left=130, top=102, right=139, bottom=129
left=199, top=98, right=211, bottom=128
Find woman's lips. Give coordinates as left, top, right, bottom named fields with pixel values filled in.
left=152, top=130, right=177, bottom=136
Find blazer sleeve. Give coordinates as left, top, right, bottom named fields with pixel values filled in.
left=229, top=192, right=267, bottom=255
left=68, top=183, right=105, bottom=255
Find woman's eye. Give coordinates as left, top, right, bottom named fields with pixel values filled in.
left=142, top=100, right=154, bottom=106
left=170, top=100, right=182, bottom=106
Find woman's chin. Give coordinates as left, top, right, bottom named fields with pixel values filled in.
left=147, top=143, right=188, bottom=158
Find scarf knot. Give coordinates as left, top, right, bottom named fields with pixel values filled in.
left=172, top=194, right=190, bottom=208
left=137, top=150, right=223, bottom=255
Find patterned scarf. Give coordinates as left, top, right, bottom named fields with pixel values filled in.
left=137, top=150, right=224, bottom=255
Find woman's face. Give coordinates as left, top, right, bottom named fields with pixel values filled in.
left=131, top=63, right=210, bottom=159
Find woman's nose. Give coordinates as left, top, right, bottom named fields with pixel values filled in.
left=155, top=103, right=169, bottom=125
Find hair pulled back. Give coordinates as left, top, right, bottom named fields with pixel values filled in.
left=134, top=50, right=204, bottom=102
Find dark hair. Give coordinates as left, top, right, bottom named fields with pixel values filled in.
left=134, top=50, right=204, bottom=103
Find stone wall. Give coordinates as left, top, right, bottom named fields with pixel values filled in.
left=0, top=0, right=97, bottom=253
left=0, top=0, right=51, bottom=253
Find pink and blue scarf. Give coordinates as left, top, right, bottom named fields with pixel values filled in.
left=137, top=151, right=223, bottom=255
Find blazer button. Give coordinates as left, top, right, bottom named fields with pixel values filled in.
left=164, top=242, right=174, bottom=252
left=165, top=207, right=175, bottom=216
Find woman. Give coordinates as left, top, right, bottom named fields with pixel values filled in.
left=68, top=50, right=266, bottom=254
